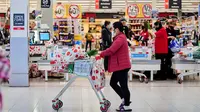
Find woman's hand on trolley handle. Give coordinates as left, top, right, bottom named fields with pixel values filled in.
left=96, top=52, right=103, bottom=60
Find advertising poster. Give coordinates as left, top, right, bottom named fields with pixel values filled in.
left=53, top=4, right=82, bottom=19
left=13, top=13, right=25, bottom=30
left=69, top=5, right=82, bottom=19
left=53, top=3, right=69, bottom=19
left=126, top=4, right=152, bottom=18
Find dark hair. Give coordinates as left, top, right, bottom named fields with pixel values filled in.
left=113, top=22, right=123, bottom=32
left=154, top=21, right=162, bottom=27
left=104, top=21, right=111, bottom=27
left=154, top=21, right=163, bottom=31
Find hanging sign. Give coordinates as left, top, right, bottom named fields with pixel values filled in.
left=13, top=13, right=25, bottom=30
left=127, top=4, right=139, bottom=18
left=96, top=0, right=112, bottom=9
left=53, top=4, right=68, bottom=19
left=126, top=4, right=152, bottom=18
left=41, top=0, right=51, bottom=8
left=142, top=4, right=152, bottom=18
left=165, top=0, right=169, bottom=9
left=169, top=0, right=182, bottom=9
left=69, top=5, right=82, bottom=19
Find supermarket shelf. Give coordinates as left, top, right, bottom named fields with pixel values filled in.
left=59, top=33, right=69, bottom=35
left=59, top=26, right=74, bottom=28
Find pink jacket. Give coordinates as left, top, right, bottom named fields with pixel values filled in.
left=100, top=32, right=131, bottom=72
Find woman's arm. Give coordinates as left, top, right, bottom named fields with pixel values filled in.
left=100, top=36, right=124, bottom=57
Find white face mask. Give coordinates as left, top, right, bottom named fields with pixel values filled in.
left=112, top=29, right=116, bottom=37
left=107, top=24, right=111, bottom=29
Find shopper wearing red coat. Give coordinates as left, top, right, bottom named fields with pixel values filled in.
left=154, top=21, right=168, bottom=80
left=100, top=22, right=132, bottom=111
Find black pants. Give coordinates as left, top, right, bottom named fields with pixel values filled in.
left=110, top=69, right=130, bottom=106
left=85, top=41, right=92, bottom=52
left=155, top=53, right=168, bottom=79
left=166, top=49, right=175, bottom=78
left=104, top=56, right=108, bottom=71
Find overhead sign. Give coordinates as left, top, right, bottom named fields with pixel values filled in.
left=126, top=4, right=152, bottom=18
left=169, top=0, right=182, bottom=9
left=96, top=0, right=112, bottom=9
left=53, top=4, right=67, bottom=19
left=53, top=4, right=82, bottom=19
left=142, top=4, right=152, bottom=18
left=69, top=5, right=82, bottom=19
left=13, top=13, right=24, bottom=30
left=127, top=4, right=139, bottom=18
left=165, top=0, right=169, bottom=9
left=41, top=0, right=51, bottom=8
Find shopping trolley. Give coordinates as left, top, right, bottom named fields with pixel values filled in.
left=51, top=58, right=111, bottom=112
left=172, top=47, right=200, bottom=84
left=129, top=47, right=152, bottom=83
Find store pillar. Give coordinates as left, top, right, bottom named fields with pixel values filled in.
left=10, top=0, right=29, bottom=87
left=41, top=0, right=54, bottom=32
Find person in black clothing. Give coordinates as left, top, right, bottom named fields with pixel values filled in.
left=101, top=21, right=112, bottom=71
left=119, top=18, right=132, bottom=47
left=166, top=22, right=176, bottom=79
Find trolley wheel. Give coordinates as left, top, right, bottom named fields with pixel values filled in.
left=100, top=106, right=108, bottom=112
left=139, top=77, right=144, bottom=83
left=144, top=78, right=148, bottom=84
left=178, top=78, right=183, bottom=84
left=104, top=100, right=111, bottom=108
left=52, top=104, right=59, bottom=110
left=58, top=100, right=63, bottom=108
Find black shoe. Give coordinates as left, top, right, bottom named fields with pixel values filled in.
left=116, top=106, right=132, bottom=112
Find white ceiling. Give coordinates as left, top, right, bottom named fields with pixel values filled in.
left=0, top=0, right=199, bottom=13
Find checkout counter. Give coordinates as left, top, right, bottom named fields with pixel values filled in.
left=129, top=46, right=161, bottom=82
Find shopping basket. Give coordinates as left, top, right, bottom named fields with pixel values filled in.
left=52, top=58, right=110, bottom=112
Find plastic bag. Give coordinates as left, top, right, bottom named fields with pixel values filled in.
left=91, top=58, right=105, bottom=90
left=169, top=39, right=180, bottom=53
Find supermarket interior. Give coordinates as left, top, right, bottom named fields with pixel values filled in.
left=1, top=0, right=200, bottom=112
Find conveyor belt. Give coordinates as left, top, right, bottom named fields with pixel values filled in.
left=131, top=60, right=161, bottom=64
left=172, top=59, right=196, bottom=64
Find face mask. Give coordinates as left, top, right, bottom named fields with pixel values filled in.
left=108, top=24, right=112, bottom=29
left=112, top=29, right=116, bottom=37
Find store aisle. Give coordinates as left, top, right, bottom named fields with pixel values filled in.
left=2, top=78, right=200, bottom=112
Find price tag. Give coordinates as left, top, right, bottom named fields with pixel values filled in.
left=69, top=5, right=80, bottom=18
left=127, top=4, right=139, bottom=18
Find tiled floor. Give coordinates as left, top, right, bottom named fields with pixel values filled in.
left=2, top=77, right=200, bottom=112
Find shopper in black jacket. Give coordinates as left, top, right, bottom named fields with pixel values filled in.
left=120, top=18, right=131, bottom=46
left=101, top=21, right=112, bottom=71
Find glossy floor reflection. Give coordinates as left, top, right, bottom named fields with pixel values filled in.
left=2, top=77, right=200, bottom=112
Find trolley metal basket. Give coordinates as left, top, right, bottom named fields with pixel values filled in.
left=51, top=58, right=111, bottom=112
